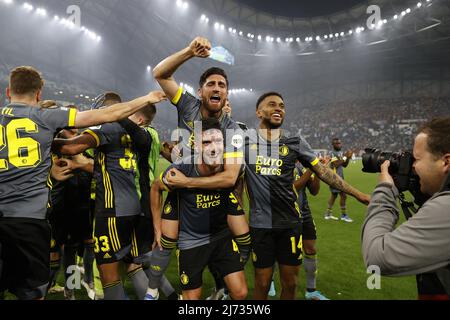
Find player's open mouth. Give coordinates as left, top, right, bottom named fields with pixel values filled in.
left=272, top=113, right=282, bottom=120
left=210, top=95, right=221, bottom=104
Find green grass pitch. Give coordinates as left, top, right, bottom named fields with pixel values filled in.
left=7, top=159, right=417, bottom=300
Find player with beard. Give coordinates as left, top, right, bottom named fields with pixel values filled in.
left=146, top=37, right=249, bottom=300
left=169, top=92, right=370, bottom=299
left=150, top=119, right=247, bottom=300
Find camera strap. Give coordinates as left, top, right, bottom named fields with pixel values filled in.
left=398, top=193, right=417, bottom=221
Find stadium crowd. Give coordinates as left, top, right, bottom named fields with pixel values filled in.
left=281, top=97, right=450, bottom=154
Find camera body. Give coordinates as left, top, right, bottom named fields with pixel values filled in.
left=362, top=148, right=428, bottom=206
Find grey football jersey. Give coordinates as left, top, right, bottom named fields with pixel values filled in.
left=330, top=150, right=345, bottom=178
left=0, top=103, right=76, bottom=219
left=244, top=129, right=319, bottom=229
left=161, top=158, right=242, bottom=250
left=84, top=123, right=141, bottom=217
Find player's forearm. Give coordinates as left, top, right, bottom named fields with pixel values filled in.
left=53, top=139, right=89, bottom=156
left=307, top=174, right=321, bottom=196
left=313, top=163, right=363, bottom=199
left=150, top=183, right=164, bottom=233
left=153, top=47, right=194, bottom=81
left=103, top=95, right=152, bottom=123
left=185, top=166, right=239, bottom=189
left=294, top=172, right=313, bottom=192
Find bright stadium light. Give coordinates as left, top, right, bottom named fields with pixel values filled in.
left=214, top=22, right=219, bottom=29
left=394, top=14, right=398, bottom=19
left=296, top=37, right=300, bottom=42
left=316, top=36, right=320, bottom=41
left=239, top=31, right=243, bottom=36
left=36, top=8, right=47, bottom=16
left=257, top=35, right=262, bottom=40
left=340, top=32, right=345, bottom=36
left=401, top=11, right=406, bottom=16
left=406, top=8, right=411, bottom=13
left=23, top=3, right=33, bottom=11
left=2, top=0, right=13, bottom=5
left=417, top=2, right=422, bottom=8
left=276, top=37, right=281, bottom=43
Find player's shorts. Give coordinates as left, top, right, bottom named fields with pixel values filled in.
left=123, top=215, right=154, bottom=264
left=51, top=206, right=93, bottom=247
left=0, top=218, right=50, bottom=300
left=93, top=215, right=142, bottom=265
left=178, top=235, right=243, bottom=291
left=251, top=226, right=303, bottom=269
left=330, top=187, right=346, bottom=195
left=302, top=212, right=317, bottom=241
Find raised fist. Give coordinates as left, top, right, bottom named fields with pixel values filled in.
left=147, top=91, right=167, bottom=104
left=189, top=37, right=212, bottom=58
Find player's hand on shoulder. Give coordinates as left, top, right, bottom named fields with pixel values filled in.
left=189, top=37, right=211, bottom=58
left=165, top=168, right=188, bottom=189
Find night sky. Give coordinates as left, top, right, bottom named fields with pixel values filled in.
left=237, top=0, right=367, bottom=18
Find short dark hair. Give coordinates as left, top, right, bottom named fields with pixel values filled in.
left=199, top=67, right=229, bottom=88
left=103, top=91, right=122, bottom=106
left=419, top=117, right=450, bottom=157
left=201, top=118, right=222, bottom=132
left=256, top=92, right=284, bottom=110
left=9, top=66, right=44, bottom=96
left=137, top=103, right=156, bottom=121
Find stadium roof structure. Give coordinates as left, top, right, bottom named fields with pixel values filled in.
left=0, top=0, right=449, bottom=114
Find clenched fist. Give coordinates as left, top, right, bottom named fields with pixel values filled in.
left=146, top=91, right=167, bottom=104
left=189, top=37, right=212, bottom=58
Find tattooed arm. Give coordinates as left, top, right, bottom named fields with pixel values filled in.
left=312, top=162, right=371, bottom=205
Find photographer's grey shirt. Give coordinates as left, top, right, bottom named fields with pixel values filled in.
left=362, top=183, right=450, bottom=280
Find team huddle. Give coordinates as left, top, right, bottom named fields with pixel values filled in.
left=0, top=37, right=370, bottom=300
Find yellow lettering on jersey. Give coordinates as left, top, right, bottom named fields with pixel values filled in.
left=255, top=156, right=283, bottom=176
left=119, top=134, right=137, bottom=171
left=196, top=193, right=221, bottom=209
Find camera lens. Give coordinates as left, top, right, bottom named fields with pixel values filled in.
left=362, top=149, right=393, bottom=173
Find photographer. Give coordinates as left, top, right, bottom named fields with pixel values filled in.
left=362, top=117, right=450, bottom=299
